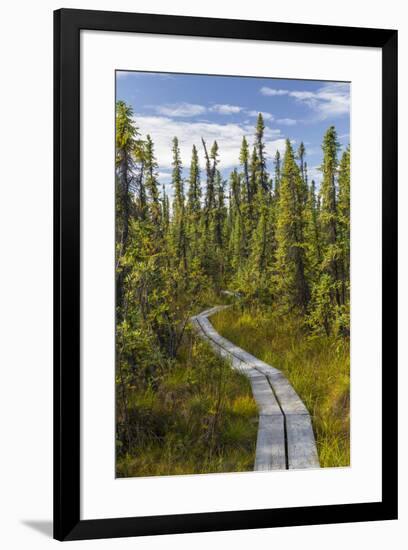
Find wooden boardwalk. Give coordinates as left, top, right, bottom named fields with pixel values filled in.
left=191, top=305, right=320, bottom=471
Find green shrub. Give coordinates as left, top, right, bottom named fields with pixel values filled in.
left=116, top=331, right=258, bottom=477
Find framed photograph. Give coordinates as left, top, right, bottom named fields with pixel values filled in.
left=54, top=8, right=398, bottom=541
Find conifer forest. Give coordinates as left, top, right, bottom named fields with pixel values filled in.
left=115, top=75, right=350, bottom=477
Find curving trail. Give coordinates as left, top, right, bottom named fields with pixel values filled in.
left=191, top=305, right=320, bottom=471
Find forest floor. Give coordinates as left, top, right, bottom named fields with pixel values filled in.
left=116, top=294, right=349, bottom=477
left=116, top=324, right=259, bottom=477
left=211, top=306, right=350, bottom=468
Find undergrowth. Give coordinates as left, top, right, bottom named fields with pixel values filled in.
left=211, top=306, right=350, bottom=468
left=116, top=326, right=258, bottom=477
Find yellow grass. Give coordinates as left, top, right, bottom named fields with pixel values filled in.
left=116, top=330, right=258, bottom=477
left=211, top=306, right=350, bottom=468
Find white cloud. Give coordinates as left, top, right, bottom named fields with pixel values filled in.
left=150, top=102, right=207, bottom=117
left=209, top=104, right=243, bottom=114
left=145, top=102, right=284, bottom=123
left=260, top=87, right=289, bottom=96
left=303, top=147, right=319, bottom=155
left=146, top=102, right=282, bottom=123
left=134, top=115, right=283, bottom=173
left=289, top=91, right=314, bottom=100
left=294, top=83, right=350, bottom=119
left=267, top=138, right=287, bottom=159
left=246, top=110, right=274, bottom=121
left=259, top=82, right=350, bottom=119
left=148, top=102, right=246, bottom=117
left=306, top=165, right=323, bottom=186
left=157, top=171, right=172, bottom=181
left=277, top=118, right=297, bottom=126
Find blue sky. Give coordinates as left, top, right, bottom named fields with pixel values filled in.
left=116, top=71, right=350, bottom=195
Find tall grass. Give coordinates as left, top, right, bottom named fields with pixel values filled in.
left=211, top=306, right=350, bottom=468
left=116, top=328, right=258, bottom=477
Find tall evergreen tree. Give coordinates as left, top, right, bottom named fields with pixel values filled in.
left=297, top=141, right=308, bottom=206
left=200, top=139, right=220, bottom=281
left=305, top=179, right=321, bottom=281
left=239, top=137, right=253, bottom=254
left=115, top=101, right=144, bottom=449
left=239, top=136, right=251, bottom=205
left=171, top=137, right=188, bottom=273
left=115, top=100, right=139, bottom=254
left=161, top=184, right=170, bottom=235
left=319, top=126, right=341, bottom=306
left=337, top=146, right=350, bottom=309
left=273, top=150, right=281, bottom=200
left=186, top=144, right=202, bottom=259
left=308, top=126, right=344, bottom=335
left=255, top=113, right=269, bottom=193
left=249, top=146, right=259, bottom=206
left=133, top=139, right=147, bottom=221
left=187, top=145, right=201, bottom=216
left=144, top=134, right=162, bottom=233
left=249, top=189, right=270, bottom=274
left=115, top=100, right=142, bottom=323
left=213, top=170, right=227, bottom=281
left=298, top=142, right=306, bottom=182
left=275, top=139, right=310, bottom=311
left=202, top=139, right=218, bottom=221
left=214, top=171, right=226, bottom=249
left=228, top=169, right=245, bottom=272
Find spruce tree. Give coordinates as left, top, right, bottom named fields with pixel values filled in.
left=133, top=139, right=147, bottom=221
left=297, top=141, right=309, bottom=207
left=250, top=188, right=269, bottom=274
left=115, top=100, right=142, bottom=322
left=305, top=179, right=321, bottom=281
left=186, top=144, right=202, bottom=260
left=249, top=146, right=259, bottom=207
left=319, top=126, right=341, bottom=306
left=308, top=126, right=344, bottom=335
left=247, top=115, right=276, bottom=300
left=228, top=169, right=245, bottom=272
left=239, top=136, right=251, bottom=204
left=255, top=113, right=269, bottom=193
left=273, top=150, right=281, bottom=200
left=115, top=100, right=139, bottom=254
left=200, top=139, right=221, bottom=283
left=115, top=101, right=144, bottom=448
left=298, top=142, right=306, bottom=182
left=214, top=170, right=226, bottom=249
left=202, top=139, right=218, bottom=223
left=144, top=134, right=162, bottom=232
left=337, top=146, right=350, bottom=314
left=275, top=139, right=310, bottom=311
left=161, top=184, right=170, bottom=235
left=214, top=170, right=227, bottom=281
left=171, top=137, right=188, bottom=273
left=187, top=145, right=201, bottom=216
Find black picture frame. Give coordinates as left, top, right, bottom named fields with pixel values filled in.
left=54, top=8, right=398, bottom=541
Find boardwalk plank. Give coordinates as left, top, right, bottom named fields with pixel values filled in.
left=267, top=373, right=309, bottom=415
left=199, top=321, right=281, bottom=376
left=286, top=414, right=320, bottom=469
left=255, top=414, right=286, bottom=470
left=249, top=376, right=282, bottom=416
left=192, top=304, right=320, bottom=471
